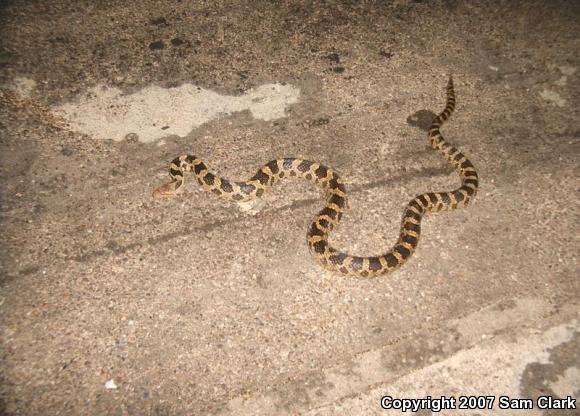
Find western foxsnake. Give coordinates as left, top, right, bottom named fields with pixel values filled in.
left=153, top=77, right=478, bottom=278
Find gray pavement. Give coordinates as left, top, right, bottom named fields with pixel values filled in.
left=1, top=1, right=578, bottom=415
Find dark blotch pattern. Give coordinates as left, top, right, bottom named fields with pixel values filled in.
left=462, top=185, right=476, bottom=196
left=395, top=244, right=410, bottom=258
left=440, top=193, right=451, bottom=205
left=460, top=160, right=474, bottom=170
left=319, top=207, right=337, bottom=220
left=463, top=178, right=478, bottom=187
left=220, top=179, right=233, bottom=193
left=405, top=209, right=422, bottom=223
left=297, top=160, right=313, bottom=172
left=328, top=176, right=340, bottom=190
left=266, top=160, right=279, bottom=174
left=313, top=240, right=326, bottom=254
left=350, top=257, right=363, bottom=271
left=315, top=165, right=328, bottom=179
left=401, top=233, right=418, bottom=247
left=404, top=221, right=421, bottom=234
left=384, top=253, right=399, bottom=268
left=308, top=224, right=325, bottom=238
left=283, top=158, right=295, bottom=170
left=368, top=257, right=382, bottom=271
left=251, top=169, right=270, bottom=185
left=408, top=199, right=424, bottom=213
left=240, top=183, right=256, bottom=194
left=425, top=193, right=437, bottom=205
left=452, top=190, right=465, bottom=202
left=194, top=162, right=206, bottom=175
left=417, top=194, right=429, bottom=208
left=203, top=173, right=215, bottom=186
left=328, top=194, right=346, bottom=209
left=329, top=252, right=348, bottom=265
left=327, top=179, right=346, bottom=194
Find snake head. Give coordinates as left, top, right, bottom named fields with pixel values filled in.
left=152, top=181, right=180, bottom=199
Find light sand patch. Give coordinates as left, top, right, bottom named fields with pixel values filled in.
left=53, top=83, right=300, bottom=142
left=11, top=77, right=37, bottom=97
left=549, top=367, right=580, bottom=399
left=539, top=89, right=566, bottom=107
left=558, top=65, right=577, bottom=76
left=305, top=320, right=579, bottom=416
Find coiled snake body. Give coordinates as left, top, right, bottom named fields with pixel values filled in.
left=153, top=77, right=479, bottom=278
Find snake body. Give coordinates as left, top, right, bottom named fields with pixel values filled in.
left=153, top=77, right=478, bottom=278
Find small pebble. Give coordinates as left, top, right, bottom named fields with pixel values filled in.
left=105, top=379, right=117, bottom=389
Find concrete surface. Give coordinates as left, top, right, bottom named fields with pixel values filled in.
left=1, top=1, right=578, bottom=415
left=53, top=82, right=300, bottom=142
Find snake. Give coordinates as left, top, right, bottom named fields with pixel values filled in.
left=153, top=77, right=478, bottom=278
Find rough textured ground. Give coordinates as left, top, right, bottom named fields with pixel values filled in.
left=1, top=1, right=579, bottom=415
